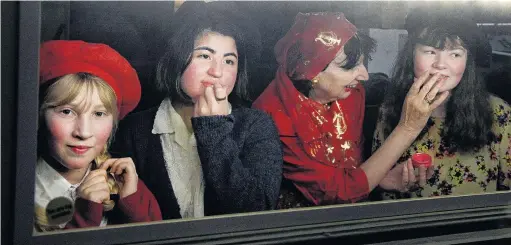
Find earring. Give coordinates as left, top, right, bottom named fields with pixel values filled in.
left=311, top=77, right=320, bottom=86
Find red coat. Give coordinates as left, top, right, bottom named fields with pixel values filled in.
left=253, top=79, right=369, bottom=205
left=65, top=179, right=161, bottom=228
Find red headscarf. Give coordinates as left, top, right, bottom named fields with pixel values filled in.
left=253, top=12, right=367, bottom=204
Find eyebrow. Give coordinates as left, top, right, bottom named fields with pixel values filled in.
left=194, top=46, right=238, bottom=59
left=67, top=103, right=107, bottom=111
left=448, top=47, right=466, bottom=52
left=419, top=44, right=466, bottom=52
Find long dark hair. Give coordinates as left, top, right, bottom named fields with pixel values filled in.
left=381, top=15, right=493, bottom=152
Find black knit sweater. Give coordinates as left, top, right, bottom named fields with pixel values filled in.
left=110, top=106, right=283, bottom=220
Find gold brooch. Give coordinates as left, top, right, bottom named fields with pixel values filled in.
left=315, top=31, right=342, bottom=47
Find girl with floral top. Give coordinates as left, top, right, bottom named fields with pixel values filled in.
left=35, top=40, right=161, bottom=231
left=373, top=8, right=511, bottom=199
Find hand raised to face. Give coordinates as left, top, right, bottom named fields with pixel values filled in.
left=193, top=83, right=230, bottom=117
left=398, top=71, right=450, bottom=132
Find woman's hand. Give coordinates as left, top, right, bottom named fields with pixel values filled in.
left=398, top=72, right=450, bottom=132
left=379, top=159, right=434, bottom=192
left=99, top=158, right=139, bottom=199
left=77, top=169, right=110, bottom=204
left=193, top=84, right=230, bottom=117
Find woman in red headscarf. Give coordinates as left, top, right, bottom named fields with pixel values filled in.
left=35, top=40, right=161, bottom=231
left=253, top=12, right=449, bottom=208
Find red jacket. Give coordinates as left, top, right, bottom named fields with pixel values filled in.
left=65, top=179, right=161, bottom=228
left=253, top=81, right=369, bottom=205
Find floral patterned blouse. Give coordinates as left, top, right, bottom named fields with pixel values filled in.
left=372, top=95, right=511, bottom=199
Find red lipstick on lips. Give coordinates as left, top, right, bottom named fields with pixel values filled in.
left=70, top=145, right=90, bottom=155
left=344, top=83, right=358, bottom=92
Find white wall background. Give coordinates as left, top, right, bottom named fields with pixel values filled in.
left=368, top=28, right=408, bottom=77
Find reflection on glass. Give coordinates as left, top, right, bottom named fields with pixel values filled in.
left=34, top=40, right=161, bottom=232
left=34, top=1, right=511, bottom=234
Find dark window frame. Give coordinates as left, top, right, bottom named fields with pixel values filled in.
left=11, top=2, right=511, bottom=245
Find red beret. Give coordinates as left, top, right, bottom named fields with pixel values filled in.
left=275, top=12, right=357, bottom=81
left=40, top=40, right=141, bottom=120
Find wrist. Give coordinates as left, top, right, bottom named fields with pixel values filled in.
left=77, top=193, right=102, bottom=204
left=120, top=184, right=138, bottom=199
left=395, top=124, right=421, bottom=138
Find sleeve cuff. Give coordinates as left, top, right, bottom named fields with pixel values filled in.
left=71, top=198, right=104, bottom=227
left=332, top=168, right=370, bottom=203
left=116, top=181, right=155, bottom=222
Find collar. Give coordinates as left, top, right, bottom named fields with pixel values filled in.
left=152, top=98, right=193, bottom=149
left=35, top=158, right=91, bottom=206
left=152, top=98, right=233, bottom=147
left=152, top=98, right=180, bottom=135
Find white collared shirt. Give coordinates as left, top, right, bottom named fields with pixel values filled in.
left=34, top=158, right=108, bottom=229
left=152, top=98, right=205, bottom=218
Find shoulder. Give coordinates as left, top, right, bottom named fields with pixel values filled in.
left=489, top=95, right=511, bottom=110
left=231, top=107, right=279, bottom=133
left=252, top=83, right=282, bottom=113
left=489, top=95, right=511, bottom=129
left=119, top=106, right=159, bottom=127
left=232, top=107, right=275, bottom=124
left=115, top=106, right=160, bottom=140
left=489, top=95, right=511, bottom=118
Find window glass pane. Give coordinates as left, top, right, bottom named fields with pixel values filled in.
left=33, top=1, right=511, bottom=236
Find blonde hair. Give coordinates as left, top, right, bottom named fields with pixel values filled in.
left=40, top=73, right=119, bottom=135
left=35, top=73, right=120, bottom=231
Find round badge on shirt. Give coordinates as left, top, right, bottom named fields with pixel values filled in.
left=45, top=196, right=74, bottom=225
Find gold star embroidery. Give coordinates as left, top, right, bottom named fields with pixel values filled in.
left=341, top=141, right=351, bottom=150
left=326, top=145, right=334, bottom=154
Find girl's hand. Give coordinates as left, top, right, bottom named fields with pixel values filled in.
left=77, top=169, right=110, bottom=204
left=99, top=158, right=138, bottom=199
left=398, top=72, right=450, bottom=132
left=193, top=84, right=230, bottom=117
left=379, top=159, right=435, bottom=192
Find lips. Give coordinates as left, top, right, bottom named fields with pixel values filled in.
left=201, top=81, right=214, bottom=87
left=344, top=82, right=358, bottom=92
left=69, top=145, right=91, bottom=155
left=430, top=73, right=449, bottom=80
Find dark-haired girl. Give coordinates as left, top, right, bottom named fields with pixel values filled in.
left=373, top=9, right=511, bottom=199
left=110, top=1, right=282, bottom=219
